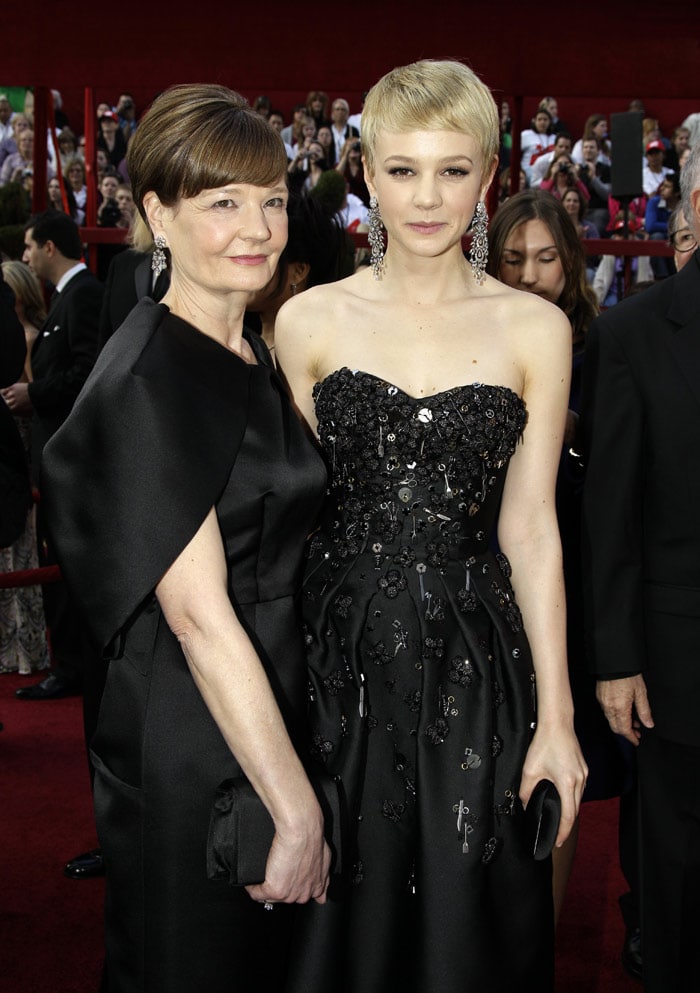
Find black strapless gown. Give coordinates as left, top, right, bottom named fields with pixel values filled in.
left=291, top=368, right=554, bottom=993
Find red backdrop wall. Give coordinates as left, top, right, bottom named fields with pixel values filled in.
left=7, top=0, right=700, bottom=145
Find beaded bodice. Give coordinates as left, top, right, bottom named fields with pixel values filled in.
left=312, top=368, right=527, bottom=559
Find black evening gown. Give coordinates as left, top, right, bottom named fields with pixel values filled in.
left=42, top=302, right=326, bottom=993
left=289, top=369, right=554, bottom=993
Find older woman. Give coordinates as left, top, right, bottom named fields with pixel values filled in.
left=42, top=84, right=330, bottom=993
left=277, top=60, right=586, bottom=992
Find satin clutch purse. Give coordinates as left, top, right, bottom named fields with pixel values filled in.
left=207, top=772, right=346, bottom=886
left=524, top=779, right=561, bottom=861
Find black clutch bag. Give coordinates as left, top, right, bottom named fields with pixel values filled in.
left=207, top=772, right=346, bottom=886
left=524, top=779, right=561, bottom=861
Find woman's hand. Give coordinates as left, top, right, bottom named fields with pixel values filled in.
left=519, top=723, right=588, bottom=851
left=246, top=809, right=331, bottom=907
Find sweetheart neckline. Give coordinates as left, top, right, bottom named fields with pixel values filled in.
left=316, top=368, right=524, bottom=406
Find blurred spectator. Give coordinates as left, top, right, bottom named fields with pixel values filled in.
left=0, top=94, right=14, bottom=143
left=664, top=126, right=691, bottom=174
left=281, top=103, right=307, bottom=147
left=645, top=173, right=681, bottom=278
left=1, top=129, right=55, bottom=187
left=63, top=157, right=87, bottom=218
left=499, top=99, right=512, bottom=169
left=253, top=95, right=271, bottom=119
left=330, top=98, right=359, bottom=164
left=48, top=175, right=83, bottom=225
left=593, top=218, right=653, bottom=306
left=0, top=260, right=50, bottom=675
left=348, top=91, right=366, bottom=134
left=576, top=137, right=612, bottom=234
left=572, top=115, right=611, bottom=166
left=562, top=187, right=599, bottom=239
left=498, top=165, right=527, bottom=204
left=539, top=95, right=569, bottom=135
left=116, top=93, right=138, bottom=143
left=336, top=136, right=370, bottom=206
left=530, top=132, right=573, bottom=188
left=642, top=139, right=674, bottom=196
left=541, top=151, right=590, bottom=203
left=115, top=183, right=135, bottom=228
left=316, top=124, right=336, bottom=167
left=0, top=113, right=31, bottom=170
left=520, top=107, right=554, bottom=181
left=97, top=109, right=127, bottom=169
left=306, top=90, right=330, bottom=132
left=56, top=127, right=79, bottom=174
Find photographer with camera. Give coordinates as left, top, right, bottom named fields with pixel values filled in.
left=541, top=151, right=591, bottom=204
left=575, top=138, right=612, bottom=234
left=336, top=135, right=370, bottom=206
left=116, top=93, right=138, bottom=144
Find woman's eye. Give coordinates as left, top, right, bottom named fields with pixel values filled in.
left=265, top=197, right=287, bottom=209
left=444, top=168, right=468, bottom=177
left=214, top=199, right=236, bottom=209
left=388, top=167, right=412, bottom=177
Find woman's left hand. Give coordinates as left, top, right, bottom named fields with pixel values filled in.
left=519, top=724, right=588, bottom=850
left=246, top=813, right=332, bottom=907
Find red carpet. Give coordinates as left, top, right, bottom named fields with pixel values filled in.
left=0, top=670, right=641, bottom=992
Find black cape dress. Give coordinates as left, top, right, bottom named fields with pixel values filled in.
left=41, top=299, right=326, bottom=993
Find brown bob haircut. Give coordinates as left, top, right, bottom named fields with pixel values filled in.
left=127, top=84, right=289, bottom=227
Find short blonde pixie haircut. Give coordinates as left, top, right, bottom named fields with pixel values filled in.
left=128, top=84, right=289, bottom=228
left=361, top=60, right=499, bottom=177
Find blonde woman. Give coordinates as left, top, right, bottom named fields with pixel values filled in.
left=278, top=59, right=586, bottom=992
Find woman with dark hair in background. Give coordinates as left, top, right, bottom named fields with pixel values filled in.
left=487, top=188, right=630, bottom=927
left=316, top=124, right=336, bottom=168
left=41, top=84, right=330, bottom=993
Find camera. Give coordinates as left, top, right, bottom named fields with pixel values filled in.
left=98, top=197, right=122, bottom=227
left=351, top=141, right=361, bottom=153
left=557, top=162, right=571, bottom=174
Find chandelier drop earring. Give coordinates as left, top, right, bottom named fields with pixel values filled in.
left=368, top=195, right=386, bottom=280
left=152, top=235, right=168, bottom=278
left=468, top=200, right=488, bottom=285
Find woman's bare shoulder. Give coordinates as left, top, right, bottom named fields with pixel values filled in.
left=485, top=276, right=571, bottom=342
left=280, top=271, right=366, bottom=323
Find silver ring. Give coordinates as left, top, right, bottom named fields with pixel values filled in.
left=263, top=901, right=274, bottom=911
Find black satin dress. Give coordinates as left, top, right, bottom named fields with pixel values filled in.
left=42, top=302, right=326, bottom=993
left=289, top=369, right=554, bottom=993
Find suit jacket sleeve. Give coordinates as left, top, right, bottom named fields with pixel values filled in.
left=581, top=314, right=645, bottom=677
left=28, top=274, right=103, bottom=415
left=41, top=299, right=252, bottom=650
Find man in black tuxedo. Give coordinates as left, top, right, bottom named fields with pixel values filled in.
left=2, top=210, right=102, bottom=701
left=581, top=144, right=700, bottom=992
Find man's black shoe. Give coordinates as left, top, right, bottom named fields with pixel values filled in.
left=621, top=926, right=642, bottom=983
left=64, top=848, right=105, bottom=879
left=15, top=673, right=79, bottom=701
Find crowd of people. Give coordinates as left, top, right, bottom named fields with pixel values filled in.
left=1, top=71, right=700, bottom=993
